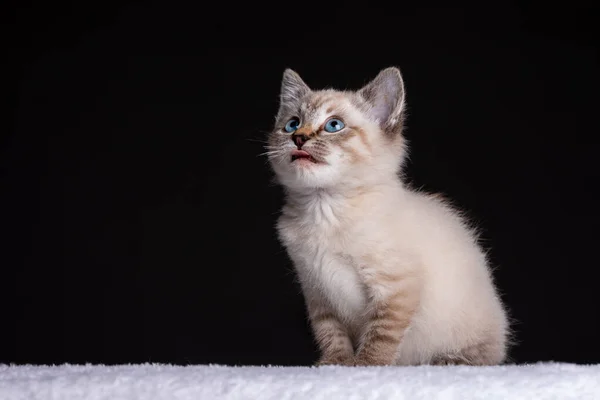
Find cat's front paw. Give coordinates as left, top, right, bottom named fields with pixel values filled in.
left=316, top=356, right=355, bottom=366
left=353, top=353, right=394, bottom=366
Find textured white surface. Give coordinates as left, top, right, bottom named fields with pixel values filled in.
left=1, top=363, right=599, bottom=400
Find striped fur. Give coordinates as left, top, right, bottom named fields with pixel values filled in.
left=267, top=67, right=511, bottom=366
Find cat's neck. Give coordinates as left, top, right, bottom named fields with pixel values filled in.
left=282, top=178, right=404, bottom=222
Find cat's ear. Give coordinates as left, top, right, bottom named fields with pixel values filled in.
left=358, top=67, right=405, bottom=132
left=280, top=69, right=311, bottom=106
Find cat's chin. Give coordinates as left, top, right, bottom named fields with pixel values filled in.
left=291, top=157, right=320, bottom=166
left=276, top=164, right=344, bottom=191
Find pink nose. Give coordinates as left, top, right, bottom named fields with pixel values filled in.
left=292, top=134, right=309, bottom=148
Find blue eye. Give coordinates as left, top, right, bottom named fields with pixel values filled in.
left=324, top=118, right=345, bottom=133
left=284, top=117, right=300, bottom=133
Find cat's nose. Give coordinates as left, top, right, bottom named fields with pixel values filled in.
left=291, top=133, right=310, bottom=149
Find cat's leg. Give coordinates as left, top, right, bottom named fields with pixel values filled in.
left=354, top=269, right=422, bottom=366
left=304, top=293, right=355, bottom=366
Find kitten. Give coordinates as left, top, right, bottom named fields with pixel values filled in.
left=266, top=67, right=510, bottom=366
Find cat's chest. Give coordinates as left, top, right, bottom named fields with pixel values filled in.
left=279, top=215, right=367, bottom=321
left=308, top=247, right=366, bottom=322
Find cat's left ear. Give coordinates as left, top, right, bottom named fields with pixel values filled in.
left=277, top=69, right=311, bottom=121
left=280, top=69, right=311, bottom=105
left=358, top=67, right=406, bottom=132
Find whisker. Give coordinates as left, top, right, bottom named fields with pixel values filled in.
left=258, top=150, right=286, bottom=157
left=246, top=137, right=270, bottom=144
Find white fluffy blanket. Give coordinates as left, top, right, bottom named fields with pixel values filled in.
left=1, top=363, right=599, bottom=399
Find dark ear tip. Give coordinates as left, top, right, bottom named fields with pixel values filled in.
left=283, top=68, right=300, bottom=79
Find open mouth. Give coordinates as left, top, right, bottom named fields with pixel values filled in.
left=290, top=149, right=317, bottom=163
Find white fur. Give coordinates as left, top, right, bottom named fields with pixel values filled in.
left=269, top=68, right=509, bottom=365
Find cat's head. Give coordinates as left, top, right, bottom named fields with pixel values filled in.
left=267, top=67, right=408, bottom=191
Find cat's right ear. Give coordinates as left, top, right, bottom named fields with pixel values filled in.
left=280, top=69, right=310, bottom=106
left=358, top=67, right=406, bottom=133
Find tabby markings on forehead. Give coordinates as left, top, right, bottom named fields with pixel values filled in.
left=310, top=95, right=332, bottom=111
left=298, top=93, right=336, bottom=115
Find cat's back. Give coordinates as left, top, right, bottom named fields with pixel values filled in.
left=392, top=189, right=509, bottom=361
left=394, top=189, right=495, bottom=300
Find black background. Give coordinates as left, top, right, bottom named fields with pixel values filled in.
left=2, top=2, right=599, bottom=366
